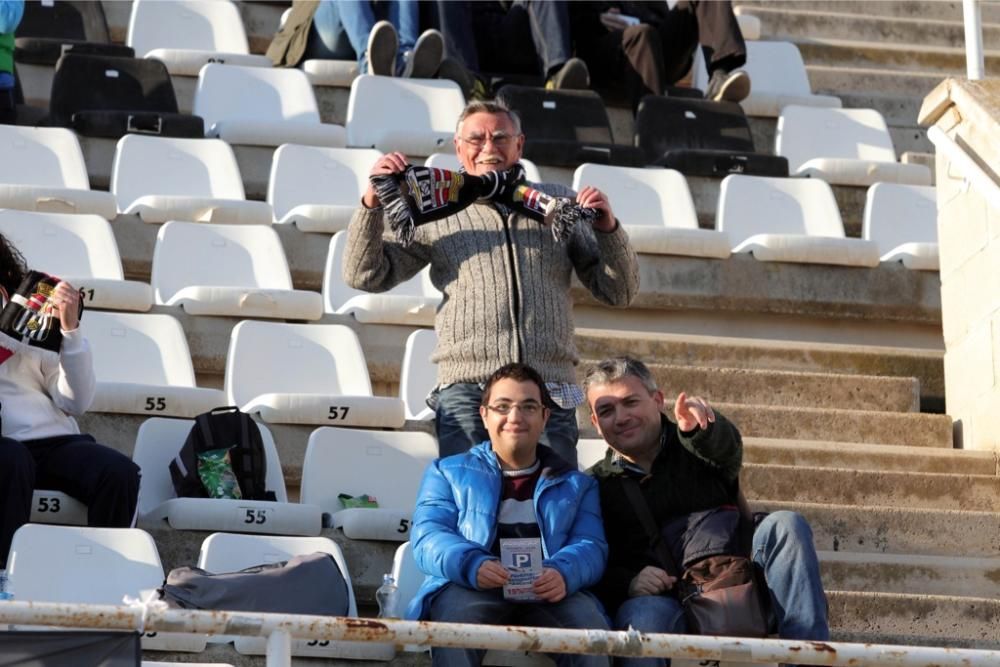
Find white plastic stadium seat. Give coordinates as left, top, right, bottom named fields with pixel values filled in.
left=400, top=329, right=436, bottom=420
left=424, top=152, right=543, bottom=183
left=151, top=221, right=322, bottom=320
left=198, top=532, right=393, bottom=660
left=28, top=490, right=87, bottom=525
left=693, top=41, right=841, bottom=118
left=300, top=427, right=438, bottom=541
left=323, top=231, right=441, bottom=325
left=572, top=164, right=730, bottom=258
left=717, top=174, right=880, bottom=267
left=133, top=417, right=321, bottom=535
left=276, top=7, right=359, bottom=87
left=776, top=106, right=932, bottom=187
left=576, top=438, right=609, bottom=470
left=112, top=135, right=273, bottom=224
left=863, top=183, right=938, bottom=271
left=0, top=126, right=117, bottom=218
left=7, top=524, right=204, bottom=652
left=194, top=64, right=346, bottom=147
left=346, top=75, right=466, bottom=155
left=268, top=145, right=382, bottom=232
left=225, top=321, right=406, bottom=427
left=81, top=311, right=226, bottom=417
left=127, top=0, right=272, bottom=76
left=0, top=210, right=153, bottom=312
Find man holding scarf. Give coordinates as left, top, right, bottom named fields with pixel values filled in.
left=344, top=100, right=639, bottom=465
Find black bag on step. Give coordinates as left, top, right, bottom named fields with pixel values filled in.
left=169, top=406, right=277, bottom=502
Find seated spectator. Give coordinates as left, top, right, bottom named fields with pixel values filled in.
left=0, top=233, right=140, bottom=569
left=436, top=0, right=589, bottom=100
left=571, top=1, right=750, bottom=111
left=307, top=0, right=443, bottom=77
left=0, top=0, right=24, bottom=124
left=583, top=357, right=829, bottom=667
left=407, top=363, right=610, bottom=667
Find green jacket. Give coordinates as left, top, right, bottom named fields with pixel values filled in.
left=0, top=32, right=13, bottom=75
left=587, top=413, right=743, bottom=616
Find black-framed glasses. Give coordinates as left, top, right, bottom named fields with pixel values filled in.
left=485, top=401, right=544, bottom=416
left=459, top=131, right=517, bottom=148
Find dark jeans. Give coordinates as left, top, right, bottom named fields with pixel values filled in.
left=433, top=382, right=580, bottom=467
left=574, top=0, right=746, bottom=109
left=0, top=434, right=141, bottom=567
left=436, top=0, right=572, bottom=78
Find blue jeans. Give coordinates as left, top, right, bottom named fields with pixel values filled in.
left=428, top=583, right=611, bottom=666
left=614, top=511, right=829, bottom=667
left=308, top=0, right=419, bottom=73
left=433, top=382, right=580, bottom=467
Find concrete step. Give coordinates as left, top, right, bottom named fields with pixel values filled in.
left=576, top=329, right=945, bottom=410
left=743, top=438, right=997, bottom=475
left=828, top=590, right=1000, bottom=649
left=579, top=403, right=953, bottom=448
left=819, top=550, right=1000, bottom=598
left=808, top=63, right=947, bottom=98
left=640, top=364, right=919, bottom=413
left=735, top=0, right=1000, bottom=23
left=797, top=38, right=1000, bottom=75
left=759, top=500, right=1000, bottom=558
left=745, top=463, right=1000, bottom=511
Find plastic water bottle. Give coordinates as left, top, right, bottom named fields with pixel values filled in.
left=0, top=570, right=12, bottom=601
left=375, top=573, right=399, bottom=619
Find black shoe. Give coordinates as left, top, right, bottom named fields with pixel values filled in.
left=402, top=29, right=444, bottom=78
left=437, top=56, right=490, bottom=101
left=704, top=69, right=751, bottom=103
left=366, top=20, right=398, bottom=76
left=545, top=57, right=590, bottom=91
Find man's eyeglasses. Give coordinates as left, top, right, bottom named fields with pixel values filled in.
left=485, top=401, right=545, bottom=416
left=459, top=131, right=517, bottom=148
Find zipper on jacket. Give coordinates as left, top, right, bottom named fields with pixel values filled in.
left=501, top=214, right=524, bottom=363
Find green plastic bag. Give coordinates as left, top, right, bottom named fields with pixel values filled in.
left=198, top=447, right=244, bottom=499
left=338, top=493, right=379, bottom=509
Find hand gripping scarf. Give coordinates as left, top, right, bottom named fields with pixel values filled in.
left=370, top=163, right=600, bottom=246
left=0, top=271, right=77, bottom=364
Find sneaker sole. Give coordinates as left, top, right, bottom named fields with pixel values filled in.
left=714, top=70, right=751, bottom=103
left=551, top=57, right=589, bottom=90
left=406, top=29, right=444, bottom=79
left=367, top=20, right=398, bottom=77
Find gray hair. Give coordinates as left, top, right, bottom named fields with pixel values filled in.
left=582, top=357, right=659, bottom=396
left=455, top=100, right=522, bottom=136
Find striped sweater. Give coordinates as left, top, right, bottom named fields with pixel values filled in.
left=344, top=183, right=639, bottom=385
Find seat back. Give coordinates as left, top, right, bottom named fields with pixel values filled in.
left=128, top=0, right=252, bottom=56
left=694, top=40, right=813, bottom=98
left=576, top=438, right=609, bottom=470
left=225, top=321, right=374, bottom=405
left=151, top=221, right=294, bottom=303
left=0, top=125, right=90, bottom=188
left=634, top=96, right=755, bottom=161
left=345, top=75, right=466, bottom=148
left=133, top=416, right=287, bottom=516
left=197, top=532, right=358, bottom=615
left=776, top=106, right=897, bottom=172
left=400, top=329, right=437, bottom=420
left=7, top=524, right=162, bottom=603
left=424, top=152, right=543, bottom=183
left=268, top=145, right=381, bottom=220
left=16, top=0, right=111, bottom=43
left=716, top=174, right=845, bottom=241
left=572, top=164, right=698, bottom=230
left=81, top=311, right=199, bottom=386
left=496, top=85, right=614, bottom=144
left=300, top=427, right=438, bottom=516
left=0, top=210, right=125, bottom=281
left=862, top=183, right=938, bottom=253
left=112, top=134, right=246, bottom=203
left=49, top=53, right=181, bottom=126
left=194, top=64, right=322, bottom=129
left=390, top=541, right=423, bottom=614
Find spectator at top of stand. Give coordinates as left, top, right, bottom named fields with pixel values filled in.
left=0, top=0, right=24, bottom=124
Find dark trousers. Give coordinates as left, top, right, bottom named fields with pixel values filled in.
left=575, top=0, right=746, bottom=110
left=0, top=434, right=141, bottom=567
left=437, top=0, right=572, bottom=78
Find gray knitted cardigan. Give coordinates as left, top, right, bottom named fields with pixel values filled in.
left=343, top=183, right=640, bottom=385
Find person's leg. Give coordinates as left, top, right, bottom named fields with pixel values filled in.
left=304, top=0, right=357, bottom=61
left=434, top=383, right=489, bottom=458
left=519, top=0, right=571, bottom=77
left=538, top=403, right=579, bottom=469
left=649, top=4, right=700, bottom=85
left=519, top=592, right=611, bottom=666
left=427, top=584, right=514, bottom=666
left=29, top=434, right=140, bottom=528
left=613, top=595, right=687, bottom=667
left=619, top=23, right=667, bottom=111
left=0, top=438, right=35, bottom=568
left=436, top=0, right=479, bottom=73
left=335, top=0, right=378, bottom=72
left=752, top=511, right=830, bottom=641
left=388, top=0, right=419, bottom=57
left=693, top=0, right=746, bottom=75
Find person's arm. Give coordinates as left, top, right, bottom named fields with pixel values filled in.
left=673, top=392, right=743, bottom=482
left=541, top=475, right=608, bottom=596
left=410, top=461, right=496, bottom=589
left=41, top=281, right=95, bottom=416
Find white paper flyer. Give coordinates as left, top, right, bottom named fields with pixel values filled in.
left=500, top=537, right=544, bottom=602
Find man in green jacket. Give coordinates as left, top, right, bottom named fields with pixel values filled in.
left=583, top=356, right=828, bottom=667
left=0, top=1, right=24, bottom=125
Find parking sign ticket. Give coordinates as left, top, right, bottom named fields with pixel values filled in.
left=500, top=537, right=544, bottom=601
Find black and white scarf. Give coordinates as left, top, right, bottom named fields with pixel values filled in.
left=0, top=271, right=75, bottom=363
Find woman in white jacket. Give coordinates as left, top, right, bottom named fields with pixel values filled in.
left=0, top=234, right=140, bottom=568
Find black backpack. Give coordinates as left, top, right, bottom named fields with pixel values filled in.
left=169, top=406, right=277, bottom=502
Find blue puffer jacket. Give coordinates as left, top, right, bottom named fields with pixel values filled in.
left=406, top=442, right=608, bottom=620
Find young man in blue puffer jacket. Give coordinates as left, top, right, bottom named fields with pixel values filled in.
left=408, top=362, right=611, bottom=667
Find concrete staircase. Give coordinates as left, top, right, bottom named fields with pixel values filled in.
left=15, top=1, right=1000, bottom=663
